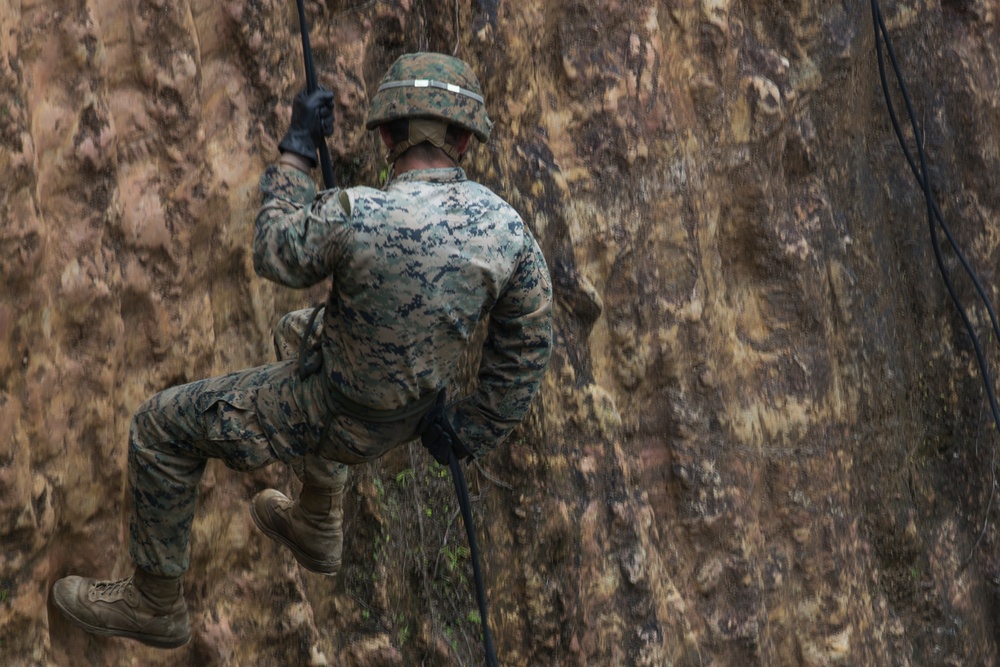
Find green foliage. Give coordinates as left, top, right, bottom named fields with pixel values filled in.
left=440, top=545, right=470, bottom=572
left=395, top=468, right=414, bottom=488
left=358, top=447, right=490, bottom=664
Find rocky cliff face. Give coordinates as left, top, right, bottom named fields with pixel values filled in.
left=2, top=0, right=1000, bottom=665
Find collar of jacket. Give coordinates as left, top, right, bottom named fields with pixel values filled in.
left=391, top=166, right=467, bottom=185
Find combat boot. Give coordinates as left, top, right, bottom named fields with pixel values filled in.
left=51, top=568, right=190, bottom=648
left=251, top=458, right=348, bottom=575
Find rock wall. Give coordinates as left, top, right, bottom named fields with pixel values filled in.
left=2, top=0, right=1000, bottom=664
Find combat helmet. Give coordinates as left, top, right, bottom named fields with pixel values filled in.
left=366, top=52, right=493, bottom=153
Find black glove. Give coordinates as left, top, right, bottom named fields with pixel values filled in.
left=418, top=390, right=473, bottom=466
left=279, top=87, right=335, bottom=167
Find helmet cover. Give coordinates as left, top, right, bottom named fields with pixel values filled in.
left=366, top=52, right=492, bottom=143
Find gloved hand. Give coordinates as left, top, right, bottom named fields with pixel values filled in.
left=418, top=390, right=473, bottom=466
left=279, top=87, right=335, bottom=167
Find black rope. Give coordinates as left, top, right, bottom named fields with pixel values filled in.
left=448, top=448, right=499, bottom=667
left=294, top=0, right=336, bottom=189
left=870, top=2, right=1000, bottom=348
left=870, top=0, right=1000, bottom=539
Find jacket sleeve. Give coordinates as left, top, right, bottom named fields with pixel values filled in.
left=449, top=227, right=554, bottom=457
left=253, top=165, right=348, bottom=288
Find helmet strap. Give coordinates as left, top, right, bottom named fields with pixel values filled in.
left=386, top=119, right=462, bottom=164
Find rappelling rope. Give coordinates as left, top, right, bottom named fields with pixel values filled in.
left=294, top=0, right=336, bottom=189
left=870, top=0, right=1000, bottom=561
left=448, top=447, right=499, bottom=667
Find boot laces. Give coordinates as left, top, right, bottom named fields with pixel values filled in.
left=92, top=577, right=134, bottom=601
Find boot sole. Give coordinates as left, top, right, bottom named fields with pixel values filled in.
left=250, top=500, right=341, bottom=576
left=51, top=594, right=191, bottom=649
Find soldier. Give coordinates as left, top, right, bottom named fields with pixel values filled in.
left=50, top=52, right=553, bottom=648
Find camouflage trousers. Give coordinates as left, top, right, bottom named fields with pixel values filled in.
left=128, top=308, right=420, bottom=578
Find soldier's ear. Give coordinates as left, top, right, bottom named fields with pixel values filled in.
left=378, top=125, right=395, bottom=151
left=455, top=131, right=472, bottom=157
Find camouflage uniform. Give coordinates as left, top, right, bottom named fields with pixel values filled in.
left=254, top=163, right=553, bottom=455
left=129, top=160, right=552, bottom=578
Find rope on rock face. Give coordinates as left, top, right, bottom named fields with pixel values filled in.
left=416, top=390, right=498, bottom=665
left=870, top=0, right=1000, bottom=561
left=448, top=448, right=499, bottom=667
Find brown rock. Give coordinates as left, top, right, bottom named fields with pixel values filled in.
left=3, top=0, right=1000, bottom=665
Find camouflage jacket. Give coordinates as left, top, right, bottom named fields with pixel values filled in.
left=254, top=164, right=553, bottom=456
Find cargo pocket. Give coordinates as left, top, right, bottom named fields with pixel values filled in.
left=195, top=389, right=276, bottom=471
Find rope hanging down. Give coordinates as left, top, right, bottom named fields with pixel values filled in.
left=294, top=0, right=336, bottom=189
left=418, top=390, right=499, bottom=666
left=870, top=0, right=1000, bottom=554
left=448, top=448, right=499, bottom=667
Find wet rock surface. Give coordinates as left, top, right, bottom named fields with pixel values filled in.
left=2, top=0, right=1000, bottom=665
